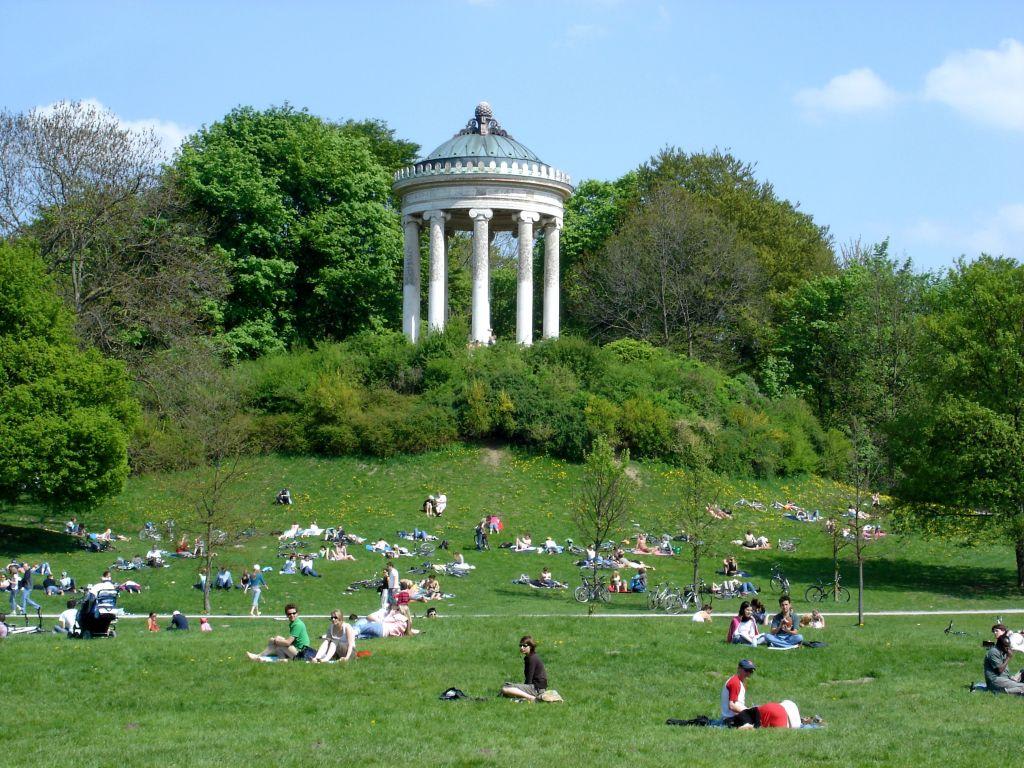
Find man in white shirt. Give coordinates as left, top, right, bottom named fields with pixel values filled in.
left=54, top=599, right=78, bottom=634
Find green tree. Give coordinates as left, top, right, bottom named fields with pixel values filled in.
left=0, top=240, right=137, bottom=510
left=176, top=105, right=404, bottom=356
left=668, top=464, right=728, bottom=593
left=339, top=118, right=420, bottom=176
left=896, top=256, right=1024, bottom=588
left=641, top=148, right=836, bottom=295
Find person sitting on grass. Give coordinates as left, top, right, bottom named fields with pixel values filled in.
left=629, top=567, right=648, bottom=593
left=529, top=567, right=565, bottom=589
left=763, top=596, right=803, bottom=648
left=984, top=633, right=1024, bottom=694
left=278, top=524, right=301, bottom=541
left=741, top=531, right=771, bottom=550
left=633, top=533, right=655, bottom=554
left=238, top=569, right=251, bottom=591
left=800, top=610, right=826, bottom=629
left=513, top=533, right=533, bottom=552
left=214, top=566, right=233, bottom=590
left=750, top=598, right=768, bottom=625
left=449, top=552, right=474, bottom=572
left=502, top=635, right=548, bottom=702
left=58, top=572, right=77, bottom=593
left=692, top=604, right=713, bottom=623
left=420, top=575, right=442, bottom=600
left=276, top=488, right=293, bottom=505
left=328, top=541, right=355, bottom=562
left=723, top=556, right=740, bottom=576
left=299, top=555, right=321, bottom=578
left=147, top=612, right=159, bottom=632
left=542, top=536, right=562, bottom=554
left=168, top=610, right=189, bottom=631
left=175, top=535, right=193, bottom=558
left=727, top=602, right=764, bottom=646
left=146, top=546, right=165, bottom=568
left=42, top=573, right=63, bottom=596
left=281, top=556, right=298, bottom=575
left=609, top=570, right=628, bottom=593
left=247, top=603, right=315, bottom=661
left=721, top=658, right=755, bottom=719
left=193, top=568, right=208, bottom=591
left=312, top=610, right=355, bottom=662
left=199, top=617, right=213, bottom=632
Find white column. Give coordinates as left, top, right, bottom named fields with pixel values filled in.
left=516, top=211, right=540, bottom=345
left=422, top=210, right=449, bottom=332
left=543, top=217, right=562, bottom=339
left=468, top=208, right=493, bottom=344
left=401, top=215, right=421, bottom=342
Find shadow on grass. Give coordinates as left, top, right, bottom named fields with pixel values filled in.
left=753, top=554, right=1022, bottom=601
left=0, top=524, right=82, bottom=558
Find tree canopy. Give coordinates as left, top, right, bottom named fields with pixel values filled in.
left=175, top=105, right=405, bottom=357
left=0, top=240, right=137, bottom=509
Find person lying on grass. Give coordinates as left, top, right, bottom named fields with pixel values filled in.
left=312, top=610, right=355, bottom=663
left=727, top=700, right=802, bottom=729
left=800, top=610, right=826, bottom=629
left=502, top=635, right=547, bottom=702
left=246, top=603, right=314, bottom=662
left=352, top=604, right=413, bottom=639
left=513, top=533, right=533, bottom=552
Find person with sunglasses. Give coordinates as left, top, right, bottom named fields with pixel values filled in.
left=312, top=609, right=355, bottom=662
left=247, top=603, right=314, bottom=662
left=501, top=635, right=548, bottom=701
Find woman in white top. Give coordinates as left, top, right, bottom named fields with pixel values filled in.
left=312, top=610, right=356, bottom=662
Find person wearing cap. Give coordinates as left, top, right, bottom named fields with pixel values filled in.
left=721, top=659, right=756, bottom=719
left=726, top=699, right=801, bottom=729
left=168, top=610, right=189, bottom=631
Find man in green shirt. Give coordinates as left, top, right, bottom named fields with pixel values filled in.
left=247, top=603, right=315, bottom=661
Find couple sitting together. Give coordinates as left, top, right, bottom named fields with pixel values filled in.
left=726, top=596, right=804, bottom=648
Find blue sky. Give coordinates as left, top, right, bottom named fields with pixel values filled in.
left=2, top=0, right=1022, bottom=272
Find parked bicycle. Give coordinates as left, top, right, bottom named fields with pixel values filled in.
left=574, top=571, right=610, bottom=604
left=138, top=522, right=161, bottom=541
left=768, top=564, right=791, bottom=594
left=647, top=582, right=688, bottom=614
left=778, top=538, right=798, bottom=552
left=805, top=574, right=850, bottom=603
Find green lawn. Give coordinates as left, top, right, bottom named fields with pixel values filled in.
left=2, top=448, right=1022, bottom=767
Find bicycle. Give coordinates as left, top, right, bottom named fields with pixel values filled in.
left=778, top=538, right=798, bottom=552
left=768, top=564, right=791, bottom=594
left=804, top=574, right=851, bottom=603
left=647, top=582, right=688, bottom=614
left=345, top=577, right=384, bottom=593
left=138, top=522, right=161, bottom=542
left=734, top=498, right=766, bottom=512
left=163, top=518, right=176, bottom=543
left=564, top=539, right=587, bottom=557
left=574, top=571, right=610, bottom=604
left=407, top=561, right=435, bottom=576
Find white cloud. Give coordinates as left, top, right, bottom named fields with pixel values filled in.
left=794, top=67, right=899, bottom=115
left=924, top=39, right=1024, bottom=131
left=905, top=203, right=1024, bottom=260
left=33, top=98, right=192, bottom=158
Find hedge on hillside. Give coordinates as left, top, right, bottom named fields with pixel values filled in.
left=213, top=330, right=842, bottom=478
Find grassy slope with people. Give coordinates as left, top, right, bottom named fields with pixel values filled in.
left=1, top=448, right=1020, bottom=767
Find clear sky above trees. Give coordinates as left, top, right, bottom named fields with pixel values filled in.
left=2, top=1, right=1021, bottom=272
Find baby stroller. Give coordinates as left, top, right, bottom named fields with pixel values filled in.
left=69, top=589, right=118, bottom=639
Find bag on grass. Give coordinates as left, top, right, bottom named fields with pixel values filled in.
left=439, top=687, right=469, bottom=700
left=538, top=689, right=563, bottom=703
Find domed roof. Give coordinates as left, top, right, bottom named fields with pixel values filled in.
left=422, top=102, right=543, bottom=164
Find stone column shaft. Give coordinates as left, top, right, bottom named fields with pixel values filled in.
left=543, top=218, right=562, bottom=339
left=469, top=208, right=493, bottom=344
left=423, top=210, right=449, bottom=332
left=516, top=211, right=540, bottom=345
left=401, top=216, right=421, bottom=342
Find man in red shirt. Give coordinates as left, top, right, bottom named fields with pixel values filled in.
left=721, top=658, right=756, bottom=719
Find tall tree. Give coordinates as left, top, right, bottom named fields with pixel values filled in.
left=176, top=105, right=404, bottom=357
left=0, top=102, right=225, bottom=361
left=668, top=464, right=728, bottom=594
left=574, top=184, right=762, bottom=362
left=641, top=148, right=835, bottom=295
left=0, top=240, right=137, bottom=510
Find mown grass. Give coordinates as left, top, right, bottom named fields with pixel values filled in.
left=1, top=614, right=1018, bottom=768
left=1, top=447, right=1020, bottom=617
left=2, top=448, right=1022, bottom=766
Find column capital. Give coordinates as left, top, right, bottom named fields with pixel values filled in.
left=516, top=210, right=541, bottom=224
left=544, top=216, right=563, bottom=231
left=468, top=208, right=493, bottom=222
left=422, top=210, right=450, bottom=223
left=402, top=214, right=421, bottom=228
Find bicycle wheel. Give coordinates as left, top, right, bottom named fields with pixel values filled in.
left=769, top=576, right=783, bottom=593
left=666, top=595, right=687, bottom=614
left=835, top=585, right=851, bottom=603
left=418, top=543, right=435, bottom=556
left=647, top=590, right=659, bottom=610
left=804, top=585, right=824, bottom=603
left=596, top=585, right=611, bottom=603
left=573, top=585, right=590, bottom=604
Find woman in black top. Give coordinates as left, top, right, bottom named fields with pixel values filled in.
left=501, top=635, right=548, bottom=701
